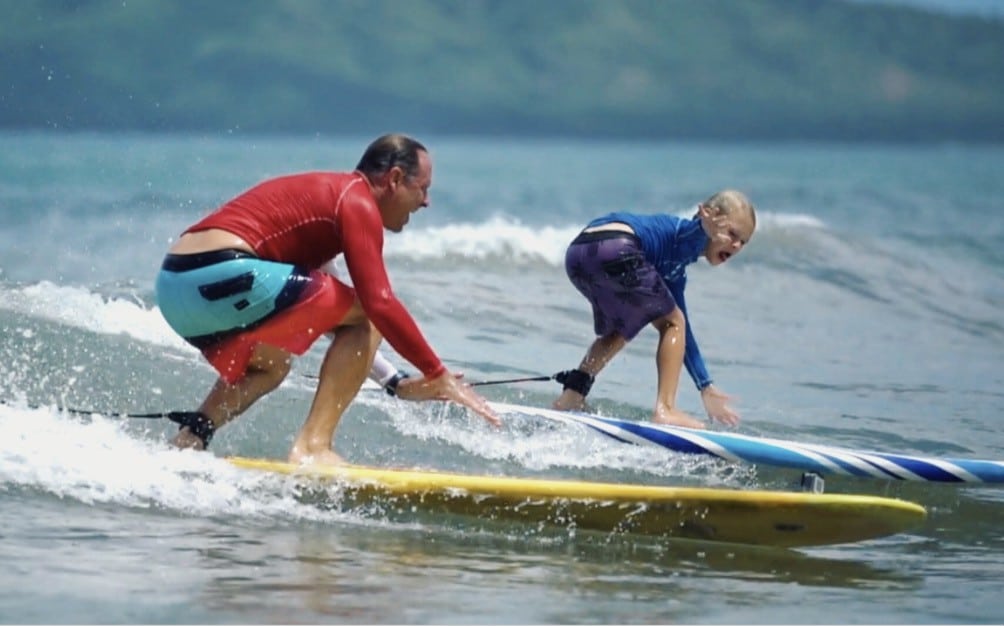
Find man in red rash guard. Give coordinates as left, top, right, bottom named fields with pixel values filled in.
left=155, top=134, right=500, bottom=465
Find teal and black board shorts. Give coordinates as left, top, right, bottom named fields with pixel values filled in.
left=155, top=249, right=309, bottom=348
left=155, top=249, right=355, bottom=383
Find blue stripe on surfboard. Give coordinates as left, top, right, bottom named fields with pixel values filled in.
left=491, top=402, right=1004, bottom=484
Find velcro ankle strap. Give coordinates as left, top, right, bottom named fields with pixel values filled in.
left=555, top=369, right=595, bottom=397
left=166, top=411, right=215, bottom=448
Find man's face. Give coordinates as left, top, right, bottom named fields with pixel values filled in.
left=383, top=150, right=432, bottom=232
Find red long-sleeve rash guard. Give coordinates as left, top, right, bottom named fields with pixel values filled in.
left=186, top=171, right=446, bottom=379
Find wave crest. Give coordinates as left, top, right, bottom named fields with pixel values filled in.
left=388, top=212, right=825, bottom=265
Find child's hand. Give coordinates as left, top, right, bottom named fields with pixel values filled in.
left=700, top=384, right=740, bottom=426
left=698, top=203, right=732, bottom=244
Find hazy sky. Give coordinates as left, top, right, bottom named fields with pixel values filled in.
left=848, top=0, right=1004, bottom=17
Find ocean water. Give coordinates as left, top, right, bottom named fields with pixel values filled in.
left=1, top=131, right=1002, bottom=624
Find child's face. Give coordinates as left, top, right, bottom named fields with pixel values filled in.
left=701, top=206, right=755, bottom=266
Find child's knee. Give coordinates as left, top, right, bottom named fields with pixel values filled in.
left=653, top=307, right=686, bottom=331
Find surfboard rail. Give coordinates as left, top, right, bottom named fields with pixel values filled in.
left=227, top=456, right=926, bottom=549
left=491, top=402, right=1004, bottom=484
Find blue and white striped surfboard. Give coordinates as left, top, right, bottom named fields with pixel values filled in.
left=492, top=402, right=1004, bottom=484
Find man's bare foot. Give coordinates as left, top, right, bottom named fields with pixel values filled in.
left=171, top=427, right=206, bottom=450
left=288, top=446, right=346, bottom=466
left=552, top=390, right=587, bottom=411
left=652, top=406, right=705, bottom=429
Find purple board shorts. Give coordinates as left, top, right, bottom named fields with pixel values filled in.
left=564, top=230, right=676, bottom=340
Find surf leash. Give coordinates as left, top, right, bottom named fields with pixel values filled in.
left=469, top=370, right=591, bottom=388
left=301, top=371, right=566, bottom=387
left=1, top=398, right=214, bottom=444
left=470, top=374, right=556, bottom=387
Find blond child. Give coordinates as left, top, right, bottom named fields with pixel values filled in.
left=553, top=190, right=756, bottom=428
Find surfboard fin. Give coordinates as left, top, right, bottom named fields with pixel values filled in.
left=799, top=472, right=825, bottom=493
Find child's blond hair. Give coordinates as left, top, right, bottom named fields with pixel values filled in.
left=703, top=189, right=756, bottom=228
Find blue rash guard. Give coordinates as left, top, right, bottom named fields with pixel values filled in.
left=587, top=211, right=713, bottom=391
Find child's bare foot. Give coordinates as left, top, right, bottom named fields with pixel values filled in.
left=652, top=406, right=705, bottom=429
left=287, top=446, right=346, bottom=466
left=552, top=390, right=587, bottom=411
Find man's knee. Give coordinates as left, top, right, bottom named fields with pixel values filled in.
left=337, top=299, right=370, bottom=327
left=248, top=344, right=293, bottom=383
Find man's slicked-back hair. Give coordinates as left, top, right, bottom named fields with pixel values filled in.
left=355, top=134, right=427, bottom=181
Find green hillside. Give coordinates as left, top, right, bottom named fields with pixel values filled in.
left=2, top=0, right=1002, bottom=141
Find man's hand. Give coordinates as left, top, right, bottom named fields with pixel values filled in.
left=394, top=371, right=465, bottom=401
left=406, top=371, right=501, bottom=427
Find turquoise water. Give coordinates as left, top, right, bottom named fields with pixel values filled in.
left=1, top=131, right=1003, bottom=623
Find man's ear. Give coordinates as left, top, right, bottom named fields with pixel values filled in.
left=388, top=166, right=405, bottom=189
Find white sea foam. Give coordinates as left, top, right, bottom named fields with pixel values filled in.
left=353, top=391, right=754, bottom=487
left=0, top=400, right=415, bottom=526
left=387, top=216, right=580, bottom=265
left=0, top=402, right=282, bottom=516
left=0, top=281, right=194, bottom=352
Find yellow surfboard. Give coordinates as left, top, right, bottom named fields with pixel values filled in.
left=227, top=456, right=926, bottom=549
